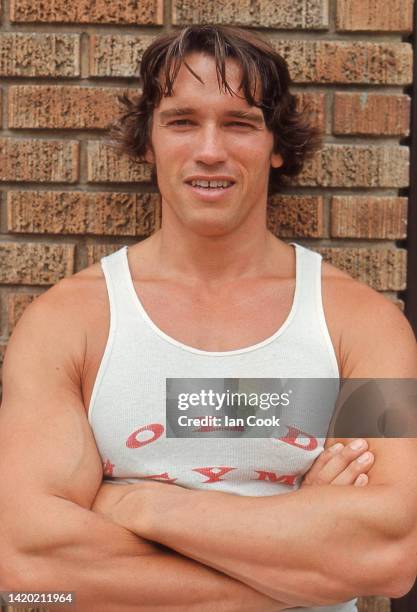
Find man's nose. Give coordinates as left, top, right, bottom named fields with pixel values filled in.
left=193, top=125, right=228, bottom=165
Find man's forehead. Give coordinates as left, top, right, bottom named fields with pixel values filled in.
left=159, top=51, right=244, bottom=84
left=156, top=52, right=263, bottom=114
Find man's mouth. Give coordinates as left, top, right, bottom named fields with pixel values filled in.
left=185, top=176, right=235, bottom=202
left=188, top=179, right=234, bottom=190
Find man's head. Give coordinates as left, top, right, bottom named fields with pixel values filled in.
left=111, top=26, right=320, bottom=233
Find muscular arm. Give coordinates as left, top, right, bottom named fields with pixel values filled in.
left=0, top=281, right=281, bottom=612
left=97, top=289, right=417, bottom=608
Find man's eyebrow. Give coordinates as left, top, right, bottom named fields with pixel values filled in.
left=225, top=110, right=265, bottom=124
left=158, top=107, right=195, bottom=120
left=158, top=107, right=265, bottom=124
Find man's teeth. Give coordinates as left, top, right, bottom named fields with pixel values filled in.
left=190, top=180, right=233, bottom=188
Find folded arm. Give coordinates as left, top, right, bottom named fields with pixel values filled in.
left=0, top=281, right=282, bottom=612
left=95, top=291, right=417, bottom=608
left=98, top=450, right=417, bottom=608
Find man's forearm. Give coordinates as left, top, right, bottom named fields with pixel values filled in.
left=6, top=493, right=284, bottom=612
left=115, top=482, right=416, bottom=608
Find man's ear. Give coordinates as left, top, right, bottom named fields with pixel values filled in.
left=144, top=147, right=155, bottom=164
left=271, top=151, right=284, bottom=169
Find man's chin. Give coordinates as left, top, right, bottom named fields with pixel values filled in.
left=182, top=216, right=239, bottom=238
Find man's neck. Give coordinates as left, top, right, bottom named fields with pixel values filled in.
left=150, top=224, right=286, bottom=288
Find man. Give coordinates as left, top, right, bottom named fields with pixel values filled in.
left=1, top=24, right=416, bottom=612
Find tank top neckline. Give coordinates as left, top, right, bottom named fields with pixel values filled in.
left=120, top=242, right=303, bottom=357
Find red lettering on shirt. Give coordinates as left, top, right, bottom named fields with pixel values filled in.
left=103, top=459, right=115, bottom=477
left=254, top=470, right=298, bottom=486
left=126, top=423, right=164, bottom=449
left=192, top=466, right=236, bottom=483
left=277, top=426, right=318, bottom=451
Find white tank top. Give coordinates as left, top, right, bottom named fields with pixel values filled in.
left=88, top=242, right=357, bottom=612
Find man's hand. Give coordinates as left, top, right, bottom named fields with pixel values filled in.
left=301, top=438, right=374, bottom=487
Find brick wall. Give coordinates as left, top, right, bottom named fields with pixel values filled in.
left=0, top=1, right=414, bottom=609
left=0, top=0, right=414, bottom=376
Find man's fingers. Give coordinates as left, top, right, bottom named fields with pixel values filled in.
left=303, top=439, right=375, bottom=486
left=313, top=439, right=370, bottom=484
left=354, top=473, right=369, bottom=487
left=330, top=451, right=374, bottom=485
left=302, top=442, right=344, bottom=484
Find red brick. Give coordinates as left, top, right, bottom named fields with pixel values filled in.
left=10, top=0, right=163, bottom=24
left=357, top=597, right=393, bottom=612
left=296, top=92, right=326, bottom=132
left=0, top=138, right=79, bottom=183
left=333, top=93, right=411, bottom=136
left=293, top=144, right=409, bottom=188
left=0, top=243, right=75, bottom=285
left=86, top=243, right=125, bottom=266
left=90, top=34, right=156, bottom=78
left=173, top=0, right=328, bottom=29
left=267, top=196, right=325, bottom=238
left=331, top=197, right=407, bottom=239
left=315, top=247, right=406, bottom=291
left=336, top=0, right=413, bottom=32
left=0, top=33, right=80, bottom=78
left=87, top=141, right=152, bottom=183
left=7, top=292, right=40, bottom=332
left=8, top=86, right=129, bottom=130
left=7, top=191, right=161, bottom=237
left=273, top=40, right=412, bottom=85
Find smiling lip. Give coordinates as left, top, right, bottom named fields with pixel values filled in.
left=184, top=176, right=236, bottom=201
left=184, top=176, right=236, bottom=184
left=185, top=182, right=235, bottom=201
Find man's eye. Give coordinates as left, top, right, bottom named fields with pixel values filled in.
left=168, top=120, right=254, bottom=128
left=169, top=120, right=193, bottom=125
left=227, top=122, right=254, bottom=128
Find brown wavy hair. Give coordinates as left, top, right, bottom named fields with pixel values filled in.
left=109, top=25, right=321, bottom=195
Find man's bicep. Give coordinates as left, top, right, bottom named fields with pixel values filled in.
left=0, top=286, right=103, bottom=509
left=341, top=287, right=417, bottom=379
left=327, top=291, right=417, bottom=496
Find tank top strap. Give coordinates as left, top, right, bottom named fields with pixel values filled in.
left=289, top=241, right=323, bottom=321
left=289, top=241, right=339, bottom=378
left=100, top=245, right=136, bottom=323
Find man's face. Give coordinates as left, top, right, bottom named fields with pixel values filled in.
left=145, top=52, right=283, bottom=236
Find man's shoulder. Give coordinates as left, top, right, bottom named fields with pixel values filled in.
left=319, top=258, right=416, bottom=376
left=320, top=257, right=384, bottom=331
left=322, top=259, right=403, bottom=317
left=10, top=259, right=107, bottom=357
left=33, top=259, right=106, bottom=316
left=316, top=262, right=417, bottom=377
